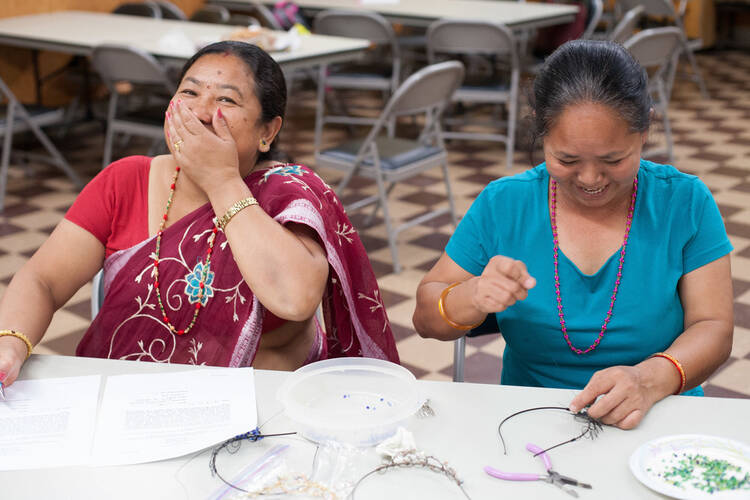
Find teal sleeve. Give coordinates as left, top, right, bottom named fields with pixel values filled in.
left=445, top=188, right=492, bottom=276
left=683, top=181, right=733, bottom=274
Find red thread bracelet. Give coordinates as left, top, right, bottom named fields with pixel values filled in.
left=651, top=352, right=686, bottom=395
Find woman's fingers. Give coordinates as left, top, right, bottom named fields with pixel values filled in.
left=165, top=109, right=181, bottom=157
left=473, top=256, right=536, bottom=313
left=0, top=345, right=24, bottom=388
left=486, top=256, right=536, bottom=290
left=572, top=366, right=652, bottom=429
left=173, top=99, right=203, bottom=137
left=616, top=409, right=645, bottom=430
left=569, top=370, right=616, bottom=414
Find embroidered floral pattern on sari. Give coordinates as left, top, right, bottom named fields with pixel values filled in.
left=262, top=164, right=305, bottom=179
left=184, top=261, right=215, bottom=306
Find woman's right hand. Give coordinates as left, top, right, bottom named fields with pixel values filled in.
left=471, top=255, right=536, bottom=314
left=0, top=336, right=28, bottom=390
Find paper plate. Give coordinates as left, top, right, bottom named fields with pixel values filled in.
left=629, top=434, right=750, bottom=499
left=277, top=358, right=422, bottom=447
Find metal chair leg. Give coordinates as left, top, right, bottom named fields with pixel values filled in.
left=453, top=336, right=466, bottom=382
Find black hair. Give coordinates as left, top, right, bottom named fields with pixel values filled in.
left=179, top=41, right=287, bottom=162
left=530, top=39, right=651, bottom=149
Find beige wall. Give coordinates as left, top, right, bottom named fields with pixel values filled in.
left=0, top=0, right=204, bottom=105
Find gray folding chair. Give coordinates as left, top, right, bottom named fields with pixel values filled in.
left=619, top=0, right=708, bottom=98
left=313, top=10, right=402, bottom=148
left=0, top=77, right=83, bottom=211
left=624, top=27, right=683, bottom=162
left=112, top=1, right=161, bottom=17
left=609, top=5, right=645, bottom=44
left=248, top=2, right=283, bottom=30
left=190, top=5, right=232, bottom=24
left=426, top=20, right=520, bottom=170
left=91, top=44, right=176, bottom=168
left=315, top=61, right=465, bottom=274
left=155, top=0, right=188, bottom=20
left=91, top=269, right=105, bottom=319
left=453, top=314, right=500, bottom=382
left=227, top=13, right=261, bottom=27
left=581, top=0, right=605, bottom=40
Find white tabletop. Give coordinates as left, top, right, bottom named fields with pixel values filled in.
left=0, top=11, right=370, bottom=70
left=211, top=0, right=579, bottom=29
left=2, top=354, right=749, bottom=499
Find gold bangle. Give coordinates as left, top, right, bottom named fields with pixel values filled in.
left=438, top=282, right=484, bottom=331
left=216, top=196, right=258, bottom=230
left=650, top=352, right=686, bottom=395
left=0, top=329, right=33, bottom=360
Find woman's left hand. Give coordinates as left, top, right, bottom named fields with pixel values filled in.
left=166, top=100, right=240, bottom=195
left=568, top=365, right=660, bottom=430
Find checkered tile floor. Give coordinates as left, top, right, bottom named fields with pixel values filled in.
left=1, top=50, right=748, bottom=398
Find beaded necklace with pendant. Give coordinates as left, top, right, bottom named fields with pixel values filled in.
left=153, top=165, right=218, bottom=336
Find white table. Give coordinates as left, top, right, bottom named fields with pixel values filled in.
left=210, top=0, right=579, bottom=30
left=2, top=354, right=749, bottom=499
left=0, top=11, right=370, bottom=72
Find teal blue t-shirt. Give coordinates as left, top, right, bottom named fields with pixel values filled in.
left=445, top=161, right=732, bottom=395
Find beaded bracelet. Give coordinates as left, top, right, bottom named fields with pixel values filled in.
left=216, top=196, right=258, bottom=230
left=438, top=282, right=484, bottom=331
left=651, top=352, right=686, bottom=395
left=0, top=329, right=33, bottom=360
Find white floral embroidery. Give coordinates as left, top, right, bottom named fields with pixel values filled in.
left=357, top=289, right=387, bottom=333
left=188, top=338, right=205, bottom=365
left=335, top=222, right=356, bottom=245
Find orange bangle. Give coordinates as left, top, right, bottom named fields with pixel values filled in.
left=651, top=352, right=686, bottom=395
left=438, top=282, right=484, bottom=331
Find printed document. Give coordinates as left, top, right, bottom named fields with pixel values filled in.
left=0, top=375, right=101, bottom=470
left=92, top=368, right=256, bottom=465
left=0, top=368, right=256, bottom=469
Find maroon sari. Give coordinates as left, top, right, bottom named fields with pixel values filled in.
left=77, top=164, right=399, bottom=366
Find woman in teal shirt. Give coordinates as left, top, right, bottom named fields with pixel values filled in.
left=413, top=40, right=734, bottom=430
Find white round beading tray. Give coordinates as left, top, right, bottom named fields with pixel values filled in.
left=277, top=358, right=422, bottom=447
left=629, top=434, right=750, bottom=499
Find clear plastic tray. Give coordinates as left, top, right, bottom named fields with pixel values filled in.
left=277, top=358, right=422, bottom=447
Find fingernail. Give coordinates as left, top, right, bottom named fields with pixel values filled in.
left=0, top=371, right=6, bottom=382
left=217, top=108, right=223, bottom=119
left=166, top=111, right=171, bottom=120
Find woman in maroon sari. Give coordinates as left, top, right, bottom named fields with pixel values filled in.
left=0, top=42, right=398, bottom=386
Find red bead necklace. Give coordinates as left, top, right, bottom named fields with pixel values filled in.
left=153, top=166, right=218, bottom=336
left=550, top=177, right=638, bottom=354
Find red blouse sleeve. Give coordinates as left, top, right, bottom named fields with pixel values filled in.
left=65, top=156, right=151, bottom=257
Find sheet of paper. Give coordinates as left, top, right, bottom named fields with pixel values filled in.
left=0, top=376, right=101, bottom=470
left=360, top=0, right=399, bottom=4
left=91, top=368, right=256, bottom=466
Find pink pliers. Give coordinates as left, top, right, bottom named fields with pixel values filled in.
left=484, top=443, right=592, bottom=497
